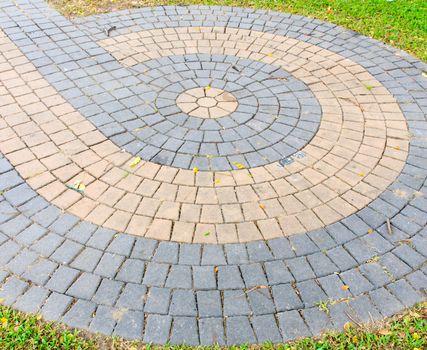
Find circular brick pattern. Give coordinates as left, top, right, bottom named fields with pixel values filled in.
left=176, top=87, right=238, bottom=118
left=122, top=54, right=322, bottom=171
left=0, top=24, right=414, bottom=243
left=0, top=1, right=426, bottom=347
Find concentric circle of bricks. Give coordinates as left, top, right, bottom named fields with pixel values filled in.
left=0, top=0, right=426, bottom=346
left=176, top=87, right=238, bottom=118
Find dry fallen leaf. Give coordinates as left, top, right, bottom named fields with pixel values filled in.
left=341, top=285, right=350, bottom=291
left=259, top=203, right=266, bottom=209
left=214, top=266, right=218, bottom=273
left=367, top=228, right=374, bottom=234
left=378, top=329, right=392, bottom=336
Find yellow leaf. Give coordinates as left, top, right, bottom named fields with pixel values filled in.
left=215, top=179, right=221, bottom=183
left=412, top=333, right=420, bottom=340
left=267, top=53, right=273, bottom=57
left=0, top=317, right=7, bottom=325
left=393, top=145, right=400, bottom=150
left=343, top=322, right=353, bottom=331
left=73, top=180, right=85, bottom=191
left=205, top=85, right=211, bottom=90
left=214, top=266, right=218, bottom=273
left=193, top=167, right=199, bottom=173
left=341, top=285, right=349, bottom=291
left=231, top=161, right=246, bottom=169
left=259, top=203, right=266, bottom=209
left=357, top=172, right=365, bottom=177
left=129, top=156, right=141, bottom=168
left=368, top=228, right=374, bottom=234
left=352, top=336, right=358, bottom=343
left=36, top=315, right=42, bottom=320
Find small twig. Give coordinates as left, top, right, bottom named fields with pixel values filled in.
left=345, top=309, right=363, bottom=329
left=267, top=76, right=288, bottom=81
left=235, top=285, right=268, bottom=297
left=104, top=25, right=117, bottom=37
left=386, top=218, right=393, bottom=235
left=338, top=96, right=365, bottom=111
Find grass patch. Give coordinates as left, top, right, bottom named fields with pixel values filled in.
left=49, top=0, right=427, bottom=61
left=0, top=305, right=95, bottom=349
left=1, top=302, right=426, bottom=349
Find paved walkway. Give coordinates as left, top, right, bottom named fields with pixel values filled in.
left=0, top=0, right=426, bottom=345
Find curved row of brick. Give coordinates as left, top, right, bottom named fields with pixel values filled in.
left=0, top=0, right=426, bottom=345
left=1, top=154, right=426, bottom=344
left=0, top=21, right=412, bottom=242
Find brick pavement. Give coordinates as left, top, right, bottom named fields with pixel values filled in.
left=0, top=0, right=426, bottom=345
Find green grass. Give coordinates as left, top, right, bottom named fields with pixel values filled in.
left=1, top=302, right=426, bottom=349
left=0, top=305, right=95, bottom=349
left=49, top=0, right=427, bottom=61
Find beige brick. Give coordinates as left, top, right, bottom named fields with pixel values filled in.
left=216, top=223, right=238, bottom=244
left=242, top=202, right=267, bottom=221
left=171, top=221, right=195, bottom=243
left=179, top=203, right=201, bottom=222
left=236, top=222, right=262, bottom=242
left=200, top=205, right=223, bottom=223
left=257, top=218, right=283, bottom=239
left=104, top=210, right=132, bottom=232
left=278, top=214, right=305, bottom=236
left=136, top=197, right=161, bottom=217
left=296, top=210, right=323, bottom=231
left=196, top=187, right=217, bottom=204
left=68, top=197, right=97, bottom=218
left=85, top=204, right=115, bottom=225
left=156, top=201, right=180, bottom=220
left=176, top=185, right=197, bottom=203
left=145, top=218, right=172, bottom=240
left=193, top=223, right=216, bottom=243
left=115, top=193, right=142, bottom=213
left=126, top=215, right=152, bottom=236
left=313, top=204, right=342, bottom=225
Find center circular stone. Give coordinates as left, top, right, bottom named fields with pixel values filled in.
left=198, top=97, right=217, bottom=108
left=176, top=87, right=238, bottom=118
